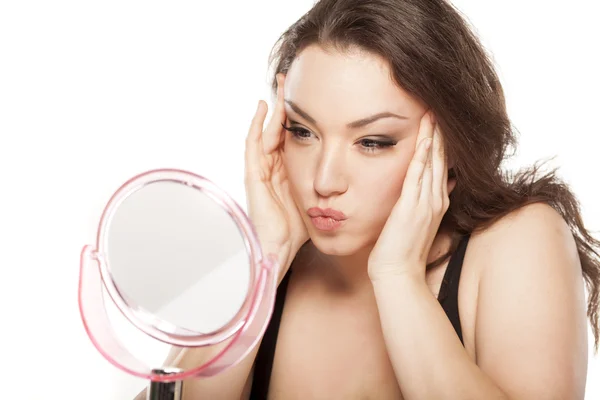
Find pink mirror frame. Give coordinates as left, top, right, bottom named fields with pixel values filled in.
left=77, top=168, right=279, bottom=382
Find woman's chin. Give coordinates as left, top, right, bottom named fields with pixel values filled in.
left=308, top=234, right=364, bottom=256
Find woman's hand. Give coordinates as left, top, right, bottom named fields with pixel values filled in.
left=367, top=111, right=456, bottom=282
left=245, top=73, right=309, bottom=283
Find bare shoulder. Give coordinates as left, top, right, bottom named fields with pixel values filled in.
left=462, top=202, right=582, bottom=310
left=463, top=202, right=588, bottom=399
left=463, top=202, right=582, bottom=287
left=469, top=202, right=577, bottom=256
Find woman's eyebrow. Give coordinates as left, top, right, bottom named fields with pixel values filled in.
left=284, top=99, right=408, bottom=129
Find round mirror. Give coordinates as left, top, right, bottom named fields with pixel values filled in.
left=79, top=168, right=280, bottom=382
left=105, top=180, right=250, bottom=334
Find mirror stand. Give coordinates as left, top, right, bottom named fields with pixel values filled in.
left=146, top=369, right=184, bottom=400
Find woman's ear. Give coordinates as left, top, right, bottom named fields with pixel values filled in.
left=447, top=167, right=457, bottom=194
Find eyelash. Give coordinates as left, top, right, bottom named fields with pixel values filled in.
left=280, top=123, right=397, bottom=153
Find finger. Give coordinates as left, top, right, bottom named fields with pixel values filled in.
left=431, top=124, right=445, bottom=201
left=414, top=109, right=434, bottom=147
left=403, top=137, right=432, bottom=201
left=245, top=100, right=268, bottom=181
left=438, top=126, right=450, bottom=200
left=419, top=136, right=434, bottom=203
left=263, top=73, right=287, bottom=154
left=402, top=110, right=435, bottom=201
left=442, top=156, right=449, bottom=200
left=439, top=130, right=456, bottom=206
left=408, top=110, right=434, bottom=197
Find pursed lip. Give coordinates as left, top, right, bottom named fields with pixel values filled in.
left=307, top=207, right=347, bottom=221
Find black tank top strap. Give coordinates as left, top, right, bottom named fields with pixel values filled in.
left=249, top=267, right=292, bottom=399
left=437, top=233, right=471, bottom=345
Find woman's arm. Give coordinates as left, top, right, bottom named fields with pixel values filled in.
left=372, top=203, right=588, bottom=399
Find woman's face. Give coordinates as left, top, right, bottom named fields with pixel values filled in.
left=282, top=44, right=429, bottom=256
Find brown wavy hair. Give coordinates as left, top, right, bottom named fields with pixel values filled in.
left=266, top=0, right=600, bottom=353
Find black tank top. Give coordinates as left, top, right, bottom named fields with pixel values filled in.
left=249, top=234, right=470, bottom=399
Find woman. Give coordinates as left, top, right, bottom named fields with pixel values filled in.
left=138, top=0, right=600, bottom=398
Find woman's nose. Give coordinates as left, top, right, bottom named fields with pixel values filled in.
left=312, top=146, right=348, bottom=197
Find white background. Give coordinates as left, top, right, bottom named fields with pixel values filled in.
left=1, top=1, right=598, bottom=398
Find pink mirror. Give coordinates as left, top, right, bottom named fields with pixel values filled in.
left=78, top=168, right=279, bottom=393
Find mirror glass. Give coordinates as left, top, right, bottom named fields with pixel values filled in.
left=105, top=180, right=251, bottom=334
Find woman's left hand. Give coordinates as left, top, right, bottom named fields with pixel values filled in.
left=367, top=111, right=456, bottom=283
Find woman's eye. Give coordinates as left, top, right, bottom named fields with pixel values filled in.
left=281, top=124, right=312, bottom=140
left=358, top=138, right=397, bottom=153
left=281, top=123, right=397, bottom=153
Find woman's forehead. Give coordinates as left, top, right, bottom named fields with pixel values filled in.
left=284, top=45, right=424, bottom=124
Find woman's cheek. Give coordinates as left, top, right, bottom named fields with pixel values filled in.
left=282, top=150, right=312, bottom=203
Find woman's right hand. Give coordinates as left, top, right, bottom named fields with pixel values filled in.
left=244, top=73, right=309, bottom=284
